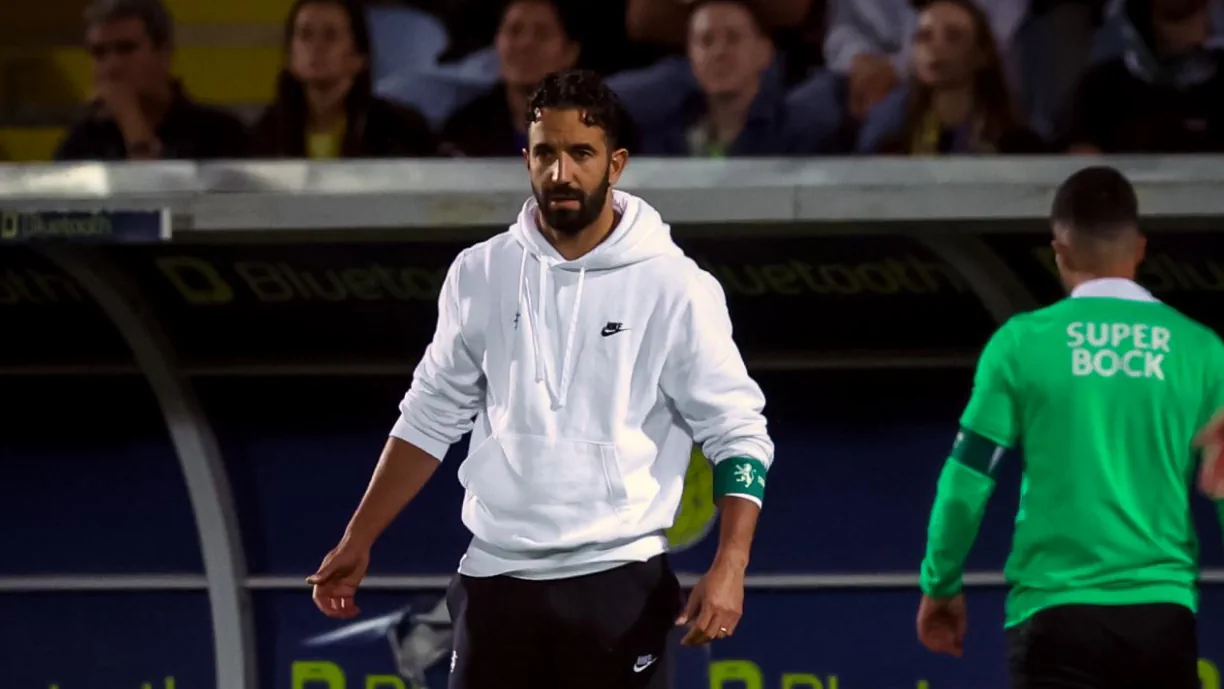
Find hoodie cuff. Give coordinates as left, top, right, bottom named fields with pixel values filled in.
left=390, top=415, right=450, bottom=461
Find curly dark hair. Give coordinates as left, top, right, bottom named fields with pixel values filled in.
left=525, top=69, right=637, bottom=152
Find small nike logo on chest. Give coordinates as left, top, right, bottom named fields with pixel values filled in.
left=601, top=322, right=627, bottom=337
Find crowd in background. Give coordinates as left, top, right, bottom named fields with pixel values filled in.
left=51, top=0, right=1224, bottom=162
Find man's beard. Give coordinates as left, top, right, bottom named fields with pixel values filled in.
left=534, top=173, right=611, bottom=236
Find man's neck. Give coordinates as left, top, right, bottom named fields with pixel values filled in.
left=705, top=82, right=759, bottom=146
left=930, top=86, right=975, bottom=127
left=305, top=81, right=350, bottom=131
left=1065, top=269, right=1136, bottom=292
left=506, top=82, right=533, bottom=133
left=1154, top=9, right=1210, bottom=56
left=536, top=206, right=620, bottom=261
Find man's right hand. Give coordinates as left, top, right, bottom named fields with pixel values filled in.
left=307, top=540, right=371, bottom=619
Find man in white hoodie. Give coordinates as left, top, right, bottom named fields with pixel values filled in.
left=307, top=69, right=775, bottom=689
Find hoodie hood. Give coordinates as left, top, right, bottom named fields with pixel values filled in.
left=506, top=190, right=683, bottom=410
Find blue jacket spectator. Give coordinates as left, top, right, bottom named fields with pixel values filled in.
left=610, top=0, right=849, bottom=156
left=437, top=0, right=580, bottom=157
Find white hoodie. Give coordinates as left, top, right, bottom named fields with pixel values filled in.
left=391, top=190, right=773, bottom=578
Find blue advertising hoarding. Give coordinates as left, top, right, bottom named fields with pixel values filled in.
left=0, top=210, right=170, bottom=244
left=2, top=372, right=1222, bottom=689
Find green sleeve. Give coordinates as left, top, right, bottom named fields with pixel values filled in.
left=959, top=323, right=1022, bottom=448
left=920, top=324, right=1020, bottom=598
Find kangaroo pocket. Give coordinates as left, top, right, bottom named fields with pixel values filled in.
left=457, top=433, right=631, bottom=549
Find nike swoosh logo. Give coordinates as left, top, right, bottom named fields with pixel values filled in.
left=601, top=326, right=626, bottom=337
left=633, top=657, right=657, bottom=673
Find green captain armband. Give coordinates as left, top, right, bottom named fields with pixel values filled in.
left=950, top=427, right=1009, bottom=478
left=713, top=456, right=768, bottom=505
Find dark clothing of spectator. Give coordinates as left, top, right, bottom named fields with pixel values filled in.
left=874, top=120, right=1047, bottom=154
left=438, top=83, right=525, bottom=157
left=775, top=0, right=830, bottom=86
left=857, top=87, right=1048, bottom=154
left=54, top=83, right=249, bottom=161
left=1030, top=0, right=1108, bottom=23
left=425, top=0, right=660, bottom=74
left=1067, top=49, right=1224, bottom=154
left=252, top=72, right=438, bottom=158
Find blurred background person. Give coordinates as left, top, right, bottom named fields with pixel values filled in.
left=437, top=0, right=580, bottom=157
left=824, top=0, right=1029, bottom=121
left=857, top=0, right=1044, bottom=154
left=1012, top=0, right=1111, bottom=141
left=431, top=0, right=650, bottom=75
left=624, top=0, right=844, bottom=156
left=54, top=0, right=250, bottom=161
left=252, top=0, right=438, bottom=159
left=1066, top=0, right=1224, bottom=153
left=625, top=0, right=824, bottom=85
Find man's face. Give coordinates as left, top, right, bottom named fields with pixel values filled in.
left=524, top=108, right=627, bottom=235
left=688, top=2, right=771, bottom=99
left=87, top=17, right=169, bottom=97
left=496, top=1, right=578, bottom=90
left=912, top=1, right=979, bottom=89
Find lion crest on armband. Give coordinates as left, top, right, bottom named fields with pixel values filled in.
left=734, top=463, right=755, bottom=487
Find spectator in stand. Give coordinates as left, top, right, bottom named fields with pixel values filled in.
left=628, top=0, right=842, bottom=156
left=1090, top=0, right=1224, bottom=63
left=857, top=0, right=1045, bottom=154
left=438, top=0, right=580, bottom=157
left=1012, top=0, right=1111, bottom=141
left=825, top=0, right=1029, bottom=120
left=1067, top=0, right=1224, bottom=153
left=252, top=0, right=437, bottom=158
left=625, top=0, right=823, bottom=85
left=433, top=0, right=652, bottom=75
left=55, top=0, right=250, bottom=161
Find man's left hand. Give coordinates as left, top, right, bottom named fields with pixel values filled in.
left=676, top=558, right=745, bottom=646
left=917, top=594, right=967, bottom=657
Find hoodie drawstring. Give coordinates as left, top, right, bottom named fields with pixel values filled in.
left=536, top=259, right=548, bottom=384
left=556, top=267, right=585, bottom=407
left=518, top=248, right=586, bottom=409
left=517, top=250, right=545, bottom=384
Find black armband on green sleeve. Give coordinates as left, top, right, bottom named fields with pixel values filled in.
left=950, top=427, right=1009, bottom=478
